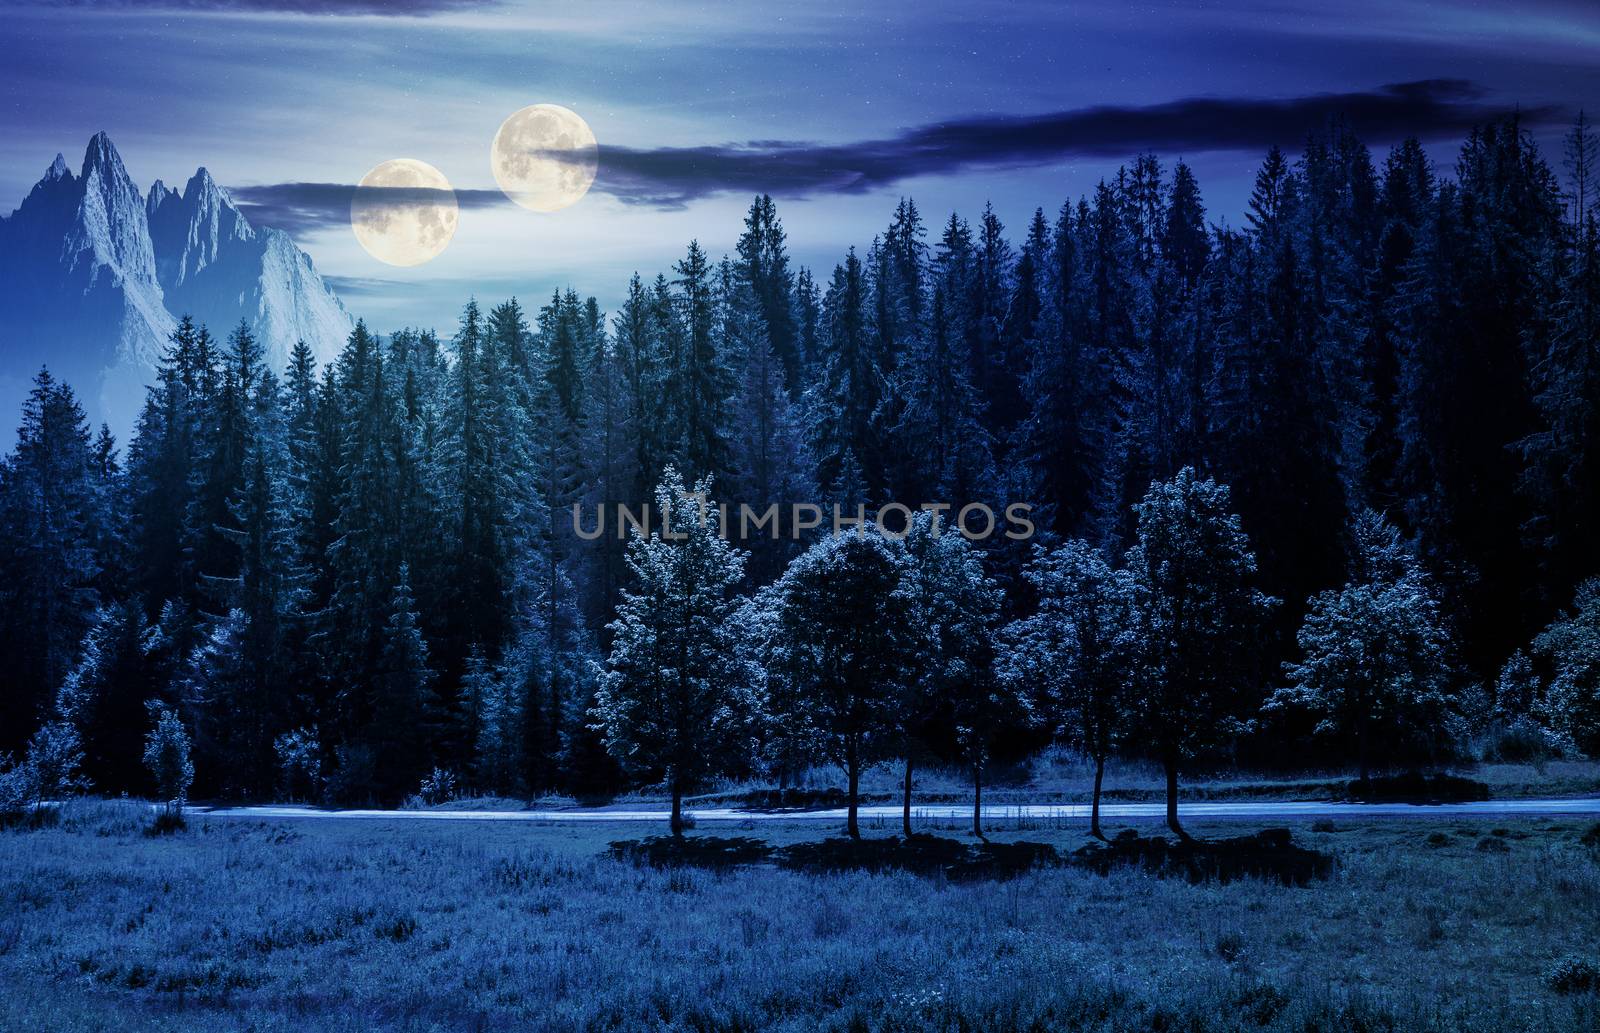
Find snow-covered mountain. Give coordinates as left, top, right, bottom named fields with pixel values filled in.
left=0, top=133, right=352, bottom=439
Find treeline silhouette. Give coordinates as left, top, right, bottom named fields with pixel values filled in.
left=2, top=113, right=1598, bottom=811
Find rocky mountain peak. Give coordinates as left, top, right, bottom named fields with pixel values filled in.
left=0, top=133, right=353, bottom=439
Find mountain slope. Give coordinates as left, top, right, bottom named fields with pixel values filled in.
left=0, top=133, right=352, bottom=439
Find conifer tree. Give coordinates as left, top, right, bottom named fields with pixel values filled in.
left=0, top=369, right=101, bottom=754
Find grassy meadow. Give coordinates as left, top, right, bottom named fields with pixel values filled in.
left=2, top=798, right=1598, bottom=1032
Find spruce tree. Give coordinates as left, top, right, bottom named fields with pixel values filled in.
left=0, top=369, right=101, bottom=754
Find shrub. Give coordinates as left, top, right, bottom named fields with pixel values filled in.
left=142, top=703, right=194, bottom=816
left=273, top=727, right=323, bottom=802
left=1475, top=836, right=1510, bottom=853
left=0, top=754, right=37, bottom=823
left=26, top=721, right=86, bottom=802
left=404, top=767, right=458, bottom=808
left=144, top=811, right=187, bottom=837
left=1347, top=771, right=1489, bottom=803
left=1482, top=716, right=1568, bottom=764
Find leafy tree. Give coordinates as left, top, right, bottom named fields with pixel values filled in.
left=593, top=471, right=750, bottom=837
left=767, top=530, right=918, bottom=838
left=1126, top=468, right=1274, bottom=838
left=1005, top=541, right=1139, bottom=839
left=1529, top=578, right=1600, bottom=755
left=1270, top=511, right=1457, bottom=784
left=25, top=719, right=86, bottom=805
left=906, top=518, right=1013, bottom=837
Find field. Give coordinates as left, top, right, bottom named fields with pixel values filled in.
left=2, top=797, right=1599, bottom=1032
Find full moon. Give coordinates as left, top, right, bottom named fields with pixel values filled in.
left=350, top=158, right=458, bottom=267
left=491, top=104, right=598, bottom=212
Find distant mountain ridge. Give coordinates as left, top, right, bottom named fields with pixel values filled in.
left=0, top=133, right=352, bottom=439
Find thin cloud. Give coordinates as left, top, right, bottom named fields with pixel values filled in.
left=28, top=0, right=493, bottom=14
left=232, top=183, right=505, bottom=236
left=233, top=79, right=1564, bottom=231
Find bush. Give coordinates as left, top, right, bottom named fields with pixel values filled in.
left=1071, top=829, right=1333, bottom=886
left=142, top=703, right=194, bottom=815
left=144, top=810, right=187, bottom=837
left=273, top=727, right=323, bottom=802
left=403, top=767, right=459, bottom=809
left=1482, top=716, right=1567, bottom=763
left=1548, top=957, right=1600, bottom=995
left=1346, top=771, right=1489, bottom=803
left=26, top=721, right=86, bottom=801
left=0, top=754, right=37, bottom=823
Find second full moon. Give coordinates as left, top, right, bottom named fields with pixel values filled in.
left=491, top=104, right=598, bottom=212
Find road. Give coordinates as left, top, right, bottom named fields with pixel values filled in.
left=196, top=798, right=1600, bottom=823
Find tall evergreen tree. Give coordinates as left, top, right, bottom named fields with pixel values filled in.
left=0, top=370, right=102, bottom=754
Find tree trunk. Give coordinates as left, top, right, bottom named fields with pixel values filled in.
left=1357, top=710, right=1370, bottom=788
left=972, top=761, right=984, bottom=840
left=1164, top=751, right=1188, bottom=841
left=902, top=756, right=913, bottom=839
left=670, top=777, right=684, bottom=839
left=846, top=742, right=861, bottom=840
left=1091, top=752, right=1107, bottom=841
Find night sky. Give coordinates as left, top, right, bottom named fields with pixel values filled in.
left=4, top=0, right=1599, bottom=331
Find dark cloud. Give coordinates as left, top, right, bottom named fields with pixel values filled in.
left=232, top=182, right=505, bottom=236
left=30, top=0, right=492, bottom=14
left=597, top=79, right=1564, bottom=207
left=233, top=80, right=1564, bottom=231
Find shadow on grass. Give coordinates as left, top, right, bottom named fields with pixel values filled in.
left=608, top=833, right=1058, bottom=882
left=608, top=835, right=776, bottom=870
left=1071, top=828, right=1333, bottom=886
left=610, top=829, right=1334, bottom=886
left=777, top=835, right=1058, bottom=882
